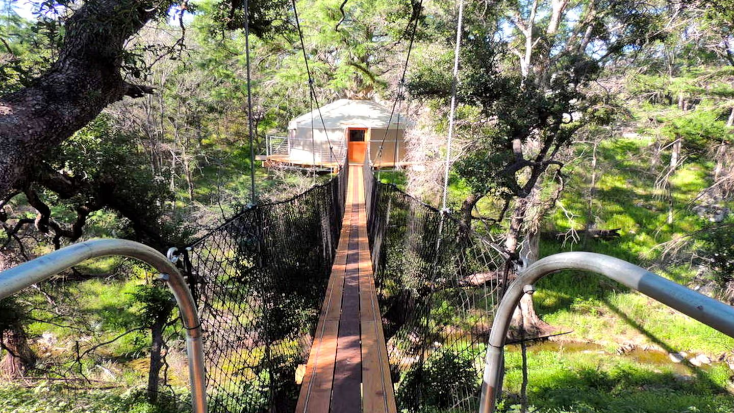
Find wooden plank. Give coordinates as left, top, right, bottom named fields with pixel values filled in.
left=324, top=249, right=348, bottom=322
left=355, top=167, right=398, bottom=413
left=331, top=321, right=362, bottom=412
left=332, top=185, right=362, bottom=412
left=296, top=169, right=355, bottom=412
left=362, top=320, right=391, bottom=413
left=296, top=320, right=339, bottom=413
left=299, top=163, right=397, bottom=413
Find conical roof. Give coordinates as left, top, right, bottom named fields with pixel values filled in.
left=288, top=99, right=409, bottom=130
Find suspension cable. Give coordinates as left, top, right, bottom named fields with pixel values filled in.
left=291, top=0, right=341, bottom=167
left=373, top=0, right=424, bottom=169
left=440, top=0, right=464, bottom=212
left=244, top=0, right=256, bottom=204
left=310, top=80, right=316, bottom=180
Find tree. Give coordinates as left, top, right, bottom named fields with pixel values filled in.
left=130, top=284, right=177, bottom=404
left=0, top=0, right=292, bottom=201
left=410, top=0, right=667, bottom=331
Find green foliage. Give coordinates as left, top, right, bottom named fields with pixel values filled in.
left=0, top=0, right=62, bottom=94
left=696, top=220, right=734, bottom=289
left=129, top=284, right=177, bottom=328
left=663, top=109, right=733, bottom=150
left=396, top=348, right=481, bottom=411
left=0, top=383, right=189, bottom=413
left=45, top=115, right=192, bottom=246
left=0, top=296, right=26, bottom=333
left=209, top=0, right=291, bottom=38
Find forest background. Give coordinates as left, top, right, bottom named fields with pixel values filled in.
left=1, top=0, right=734, bottom=412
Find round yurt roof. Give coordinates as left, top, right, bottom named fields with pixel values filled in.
left=288, top=99, right=409, bottom=130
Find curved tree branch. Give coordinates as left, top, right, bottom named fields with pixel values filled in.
left=0, top=0, right=162, bottom=200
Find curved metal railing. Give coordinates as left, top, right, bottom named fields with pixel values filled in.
left=0, top=239, right=207, bottom=413
left=479, top=252, right=734, bottom=413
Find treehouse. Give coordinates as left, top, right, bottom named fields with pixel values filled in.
left=261, top=99, right=410, bottom=170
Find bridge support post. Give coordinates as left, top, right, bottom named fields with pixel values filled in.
left=479, top=252, right=734, bottom=413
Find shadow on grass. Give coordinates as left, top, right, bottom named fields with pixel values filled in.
left=522, top=365, right=733, bottom=413
left=600, top=296, right=727, bottom=393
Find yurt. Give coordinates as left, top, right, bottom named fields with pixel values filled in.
left=263, top=99, right=409, bottom=169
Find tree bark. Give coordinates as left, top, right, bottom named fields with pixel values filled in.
left=668, top=138, right=681, bottom=225
left=1, top=328, right=36, bottom=378
left=727, top=106, right=734, bottom=128
left=0, top=0, right=158, bottom=200
left=512, top=229, right=549, bottom=335
left=505, top=196, right=530, bottom=254
left=147, top=318, right=165, bottom=404
left=458, top=193, right=481, bottom=240
left=506, top=191, right=552, bottom=337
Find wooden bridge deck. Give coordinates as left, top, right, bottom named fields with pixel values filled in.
left=296, top=165, right=396, bottom=413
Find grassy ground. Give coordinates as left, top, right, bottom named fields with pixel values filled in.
left=0, top=383, right=189, bottom=413
left=529, top=135, right=734, bottom=354
left=501, top=342, right=734, bottom=413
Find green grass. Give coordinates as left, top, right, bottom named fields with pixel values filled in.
left=502, top=344, right=734, bottom=413
left=0, top=383, right=189, bottom=413
left=375, top=169, right=408, bottom=187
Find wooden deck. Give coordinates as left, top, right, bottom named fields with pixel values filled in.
left=296, top=165, right=396, bottom=413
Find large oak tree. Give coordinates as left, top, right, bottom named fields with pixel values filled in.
left=0, top=0, right=289, bottom=201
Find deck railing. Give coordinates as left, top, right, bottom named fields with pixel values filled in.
left=265, top=135, right=289, bottom=156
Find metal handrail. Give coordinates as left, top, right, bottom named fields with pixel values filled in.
left=479, top=252, right=734, bottom=413
left=0, top=239, right=207, bottom=413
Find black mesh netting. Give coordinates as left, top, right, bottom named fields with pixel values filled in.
left=364, top=161, right=508, bottom=413
left=179, top=165, right=348, bottom=413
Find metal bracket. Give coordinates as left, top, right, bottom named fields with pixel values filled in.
left=167, top=247, right=180, bottom=263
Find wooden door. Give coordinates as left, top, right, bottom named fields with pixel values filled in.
left=347, top=128, right=367, bottom=164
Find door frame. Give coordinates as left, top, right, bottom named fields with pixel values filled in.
left=346, top=127, right=369, bottom=164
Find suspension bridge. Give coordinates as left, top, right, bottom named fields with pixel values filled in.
left=295, top=164, right=394, bottom=412
left=171, top=157, right=508, bottom=413
left=3, top=159, right=734, bottom=413
left=3, top=0, right=734, bottom=412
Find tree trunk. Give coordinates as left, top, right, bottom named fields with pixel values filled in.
left=505, top=192, right=552, bottom=337
left=0, top=0, right=157, bottom=200
left=504, top=197, right=530, bottom=255
left=727, top=107, right=734, bottom=128
left=1, top=328, right=36, bottom=378
left=583, top=139, right=599, bottom=248
left=458, top=193, right=481, bottom=241
left=668, top=139, right=681, bottom=225
left=147, top=318, right=165, bottom=404
left=511, top=229, right=549, bottom=335
left=183, top=152, right=195, bottom=203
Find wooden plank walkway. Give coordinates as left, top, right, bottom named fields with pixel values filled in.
left=296, top=165, right=396, bottom=413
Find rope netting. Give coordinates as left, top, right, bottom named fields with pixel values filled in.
left=364, top=161, right=509, bottom=413
left=178, top=164, right=348, bottom=413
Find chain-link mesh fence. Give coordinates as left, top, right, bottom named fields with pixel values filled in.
left=179, top=164, right=348, bottom=413
left=364, top=161, right=508, bottom=413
